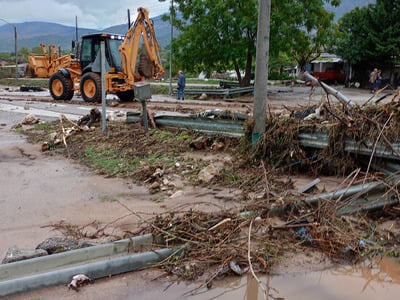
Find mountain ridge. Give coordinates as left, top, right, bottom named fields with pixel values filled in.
left=0, top=14, right=170, bottom=53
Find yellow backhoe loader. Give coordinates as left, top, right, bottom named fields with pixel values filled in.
left=26, top=43, right=73, bottom=78
left=48, top=7, right=164, bottom=102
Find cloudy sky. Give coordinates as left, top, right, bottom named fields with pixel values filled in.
left=0, top=0, right=170, bottom=29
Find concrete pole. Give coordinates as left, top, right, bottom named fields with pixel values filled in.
left=100, top=41, right=107, bottom=132
left=252, top=0, right=271, bottom=143
left=14, top=26, right=17, bottom=79
left=169, top=0, right=174, bottom=95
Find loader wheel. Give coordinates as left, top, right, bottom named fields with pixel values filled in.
left=80, top=72, right=102, bottom=103
left=117, top=90, right=135, bottom=102
left=49, top=72, right=74, bottom=100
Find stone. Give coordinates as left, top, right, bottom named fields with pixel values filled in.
left=2, top=246, right=48, bottom=264
left=198, top=164, right=220, bottom=183
left=190, top=136, right=207, bottom=150
left=150, top=181, right=161, bottom=189
left=36, top=237, right=80, bottom=254
left=199, top=93, right=207, bottom=100
left=21, top=114, right=40, bottom=125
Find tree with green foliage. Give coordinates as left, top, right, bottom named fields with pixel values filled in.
left=0, top=52, right=12, bottom=62
left=18, top=47, right=30, bottom=63
left=31, top=46, right=44, bottom=55
left=331, top=6, right=370, bottom=66
left=271, top=0, right=340, bottom=72
left=159, top=0, right=340, bottom=85
left=334, top=0, right=400, bottom=84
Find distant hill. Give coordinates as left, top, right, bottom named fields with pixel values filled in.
left=0, top=1, right=375, bottom=53
left=0, top=21, right=99, bottom=53
left=0, top=14, right=170, bottom=53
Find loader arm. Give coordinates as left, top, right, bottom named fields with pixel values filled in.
left=40, top=43, right=48, bottom=55
left=119, top=7, right=164, bottom=85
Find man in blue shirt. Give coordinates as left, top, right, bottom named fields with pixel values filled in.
left=177, top=70, right=186, bottom=100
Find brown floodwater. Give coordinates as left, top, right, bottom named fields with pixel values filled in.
left=182, top=257, right=400, bottom=300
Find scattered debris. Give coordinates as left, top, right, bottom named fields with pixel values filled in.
left=41, top=113, right=95, bottom=152
left=229, top=261, right=248, bottom=276
left=67, top=274, right=93, bottom=291
left=77, top=108, right=101, bottom=127
left=298, top=178, right=321, bottom=194
left=19, top=86, right=45, bottom=92
left=15, top=83, right=400, bottom=291
left=107, top=110, right=126, bottom=121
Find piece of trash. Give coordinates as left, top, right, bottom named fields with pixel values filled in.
left=229, top=261, right=248, bottom=276
left=342, top=239, right=366, bottom=255
left=20, top=86, right=44, bottom=92
left=21, top=114, right=40, bottom=125
left=294, top=227, right=312, bottom=242
left=77, top=108, right=101, bottom=127
left=67, top=274, right=93, bottom=291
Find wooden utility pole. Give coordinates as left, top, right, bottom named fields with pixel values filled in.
left=252, top=0, right=271, bottom=143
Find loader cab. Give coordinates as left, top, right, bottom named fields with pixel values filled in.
left=79, top=33, right=124, bottom=73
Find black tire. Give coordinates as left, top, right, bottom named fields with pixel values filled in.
left=80, top=72, right=102, bottom=103
left=49, top=72, right=74, bottom=100
left=117, top=90, right=135, bottom=102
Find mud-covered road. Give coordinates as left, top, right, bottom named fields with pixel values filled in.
left=2, top=85, right=399, bottom=299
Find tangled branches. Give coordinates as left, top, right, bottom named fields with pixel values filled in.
left=246, top=94, right=400, bottom=177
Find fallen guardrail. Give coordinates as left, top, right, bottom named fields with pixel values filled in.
left=127, top=110, right=248, bottom=138
left=299, top=130, right=400, bottom=161
left=174, top=86, right=254, bottom=98
left=0, top=234, right=182, bottom=297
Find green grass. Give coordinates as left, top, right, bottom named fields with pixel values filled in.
left=84, top=146, right=133, bottom=175
left=150, top=129, right=191, bottom=142
left=0, top=78, right=49, bottom=88
left=33, top=122, right=53, bottom=131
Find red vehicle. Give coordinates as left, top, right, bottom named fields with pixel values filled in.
left=311, top=53, right=347, bottom=84
left=313, top=70, right=346, bottom=83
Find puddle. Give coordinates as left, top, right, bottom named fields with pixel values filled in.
left=6, top=257, right=400, bottom=300
left=184, top=257, right=400, bottom=300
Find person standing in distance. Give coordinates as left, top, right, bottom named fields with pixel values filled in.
left=369, top=68, right=378, bottom=93
left=177, top=70, right=186, bottom=100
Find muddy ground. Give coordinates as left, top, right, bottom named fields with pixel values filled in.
left=1, top=84, right=400, bottom=299
left=0, top=112, right=253, bottom=300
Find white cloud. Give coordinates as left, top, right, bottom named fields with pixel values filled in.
left=0, top=0, right=170, bottom=28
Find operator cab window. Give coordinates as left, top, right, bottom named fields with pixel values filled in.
left=80, top=38, right=100, bottom=69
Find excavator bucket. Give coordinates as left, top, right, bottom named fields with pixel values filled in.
left=138, top=52, right=153, bottom=79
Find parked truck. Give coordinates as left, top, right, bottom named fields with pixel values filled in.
left=49, top=7, right=164, bottom=102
